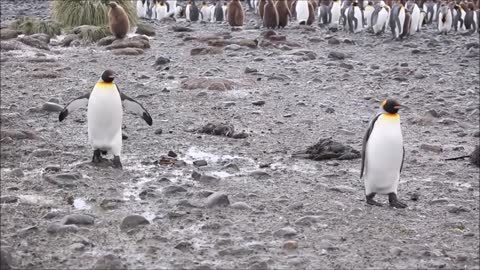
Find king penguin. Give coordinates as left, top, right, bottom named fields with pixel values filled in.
left=296, top=0, right=311, bottom=24
left=59, top=70, right=153, bottom=169
left=360, top=99, right=407, bottom=208
left=437, top=3, right=452, bottom=34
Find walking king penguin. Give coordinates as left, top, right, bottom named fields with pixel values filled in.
left=58, top=70, right=153, bottom=169
left=360, top=99, right=407, bottom=208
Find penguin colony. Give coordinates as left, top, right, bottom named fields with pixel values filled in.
left=136, top=0, right=480, bottom=35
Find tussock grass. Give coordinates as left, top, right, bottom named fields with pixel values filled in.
left=9, top=17, right=62, bottom=37
left=51, top=0, right=138, bottom=28
left=71, top=25, right=112, bottom=42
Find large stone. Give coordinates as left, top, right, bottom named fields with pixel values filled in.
left=30, top=33, right=50, bottom=44
left=97, top=36, right=116, bottom=46
left=0, top=29, right=18, bottom=40
left=120, top=215, right=150, bottom=230
left=18, top=36, right=49, bottom=50
left=62, top=214, right=94, bottom=225
left=205, top=192, right=230, bottom=208
left=93, top=254, right=127, bottom=270
left=136, top=23, right=156, bottom=36
left=112, top=48, right=144, bottom=55
left=190, top=46, right=223, bottom=56
left=181, top=78, right=235, bottom=90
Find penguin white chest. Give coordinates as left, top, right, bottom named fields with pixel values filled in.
left=364, top=114, right=404, bottom=195
left=331, top=2, right=341, bottom=25
left=296, top=1, right=309, bottom=23
left=87, top=83, right=123, bottom=153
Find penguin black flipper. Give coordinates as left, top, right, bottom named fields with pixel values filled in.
left=400, top=146, right=405, bottom=173
left=360, top=113, right=382, bottom=179
left=118, top=90, right=153, bottom=126
left=59, top=93, right=91, bottom=122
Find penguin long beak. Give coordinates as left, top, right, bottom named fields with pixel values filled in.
left=394, top=105, right=401, bottom=109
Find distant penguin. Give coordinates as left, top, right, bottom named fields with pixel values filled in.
left=263, top=0, right=280, bottom=28
left=453, top=4, right=466, bottom=31
left=425, top=0, right=436, bottom=24
left=296, top=0, right=310, bottom=24
left=389, top=2, right=405, bottom=39
left=307, top=0, right=316, bottom=25
left=288, top=0, right=297, bottom=19
left=406, top=0, right=420, bottom=34
left=258, top=0, right=267, bottom=19
left=59, top=70, right=153, bottom=169
left=418, top=6, right=426, bottom=30
left=108, top=2, right=130, bottom=39
left=347, top=0, right=363, bottom=32
left=200, top=1, right=212, bottom=21
left=155, top=0, right=169, bottom=20
left=340, top=0, right=352, bottom=30
left=186, top=0, right=200, bottom=21
left=464, top=2, right=478, bottom=32
left=364, top=1, right=375, bottom=29
left=400, top=9, right=412, bottom=38
left=223, top=2, right=228, bottom=19
left=360, top=99, right=407, bottom=209
left=166, top=0, right=177, bottom=16
left=438, top=3, right=452, bottom=34
left=212, top=1, right=225, bottom=21
left=371, top=4, right=390, bottom=34
left=318, top=0, right=332, bottom=26
left=330, top=0, right=342, bottom=27
left=276, top=0, right=291, bottom=27
left=227, top=0, right=245, bottom=26
left=137, top=0, right=146, bottom=18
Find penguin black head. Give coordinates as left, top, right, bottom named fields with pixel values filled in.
left=101, top=70, right=115, bottom=83
left=108, top=1, right=118, bottom=8
left=382, top=99, right=401, bottom=114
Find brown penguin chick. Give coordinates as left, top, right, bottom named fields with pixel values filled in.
left=288, top=0, right=297, bottom=19
left=309, top=0, right=318, bottom=11
left=263, top=0, right=280, bottom=28
left=401, top=10, right=412, bottom=37
left=306, top=1, right=315, bottom=25
left=227, top=0, right=245, bottom=26
left=259, top=0, right=267, bottom=19
left=276, top=0, right=292, bottom=27
left=108, top=1, right=130, bottom=39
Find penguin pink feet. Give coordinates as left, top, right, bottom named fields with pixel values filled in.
left=388, top=193, right=408, bottom=208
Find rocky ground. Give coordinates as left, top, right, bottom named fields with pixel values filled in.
left=1, top=1, right=480, bottom=269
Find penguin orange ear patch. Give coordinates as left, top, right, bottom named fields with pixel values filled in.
left=381, top=100, right=387, bottom=107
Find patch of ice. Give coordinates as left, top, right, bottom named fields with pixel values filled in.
left=73, top=198, right=91, bottom=210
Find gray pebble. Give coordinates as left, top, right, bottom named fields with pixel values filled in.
left=230, top=202, right=252, bottom=210
left=163, top=185, right=187, bottom=195
left=193, top=160, right=208, bottom=167
left=46, top=223, right=79, bottom=234
left=274, top=227, right=297, bottom=238
left=420, top=144, right=443, bottom=153
left=120, top=215, right=150, bottom=230
left=294, top=216, right=321, bottom=226
left=205, top=192, right=230, bottom=208
left=92, top=254, right=127, bottom=270
left=42, top=102, right=63, bottom=112
left=62, top=214, right=94, bottom=225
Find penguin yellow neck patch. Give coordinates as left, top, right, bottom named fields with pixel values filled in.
left=95, top=82, right=116, bottom=91
left=381, top=113, right=400, bottom=121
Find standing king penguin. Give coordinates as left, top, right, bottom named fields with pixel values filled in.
left=59, top=70, right=153, bottom=169
left=360, top=99, right=407, bottom=208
